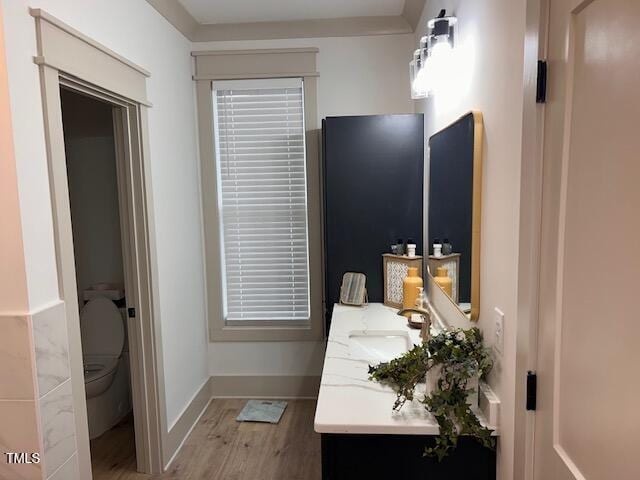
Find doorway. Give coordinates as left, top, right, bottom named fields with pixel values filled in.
left=43, top=75, right=165, bottom=476
left=34, top=11, right=165, bottom=477
left=59, top=88, right=138, bottom=476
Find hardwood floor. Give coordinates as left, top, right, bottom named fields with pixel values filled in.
left=90, top=415, right=140, bottom=479
left=90, top=399, right=321, bottom=480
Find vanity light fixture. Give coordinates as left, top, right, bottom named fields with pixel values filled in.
left=410, top=9, right=457, bottom=99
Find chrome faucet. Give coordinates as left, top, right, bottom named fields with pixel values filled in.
left=397, top=306, right=432, bottom=342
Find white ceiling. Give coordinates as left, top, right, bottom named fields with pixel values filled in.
left=178, top=0, right=406, bottom=25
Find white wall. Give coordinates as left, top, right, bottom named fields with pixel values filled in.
left=414, top=1, right=527, bottom=479
left=0, top=8, right=43, bottom=479
left=193, top=33, right=416, bottom=377
left=0, top=1, right=29, bottom=314
left=2, top=0, right=208, bottom=427
left=195, top=34, right=416, bottom=124
left=208, top=342, right=327, bottom=376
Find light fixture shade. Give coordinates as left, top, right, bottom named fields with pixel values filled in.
left=409, top=11, right=457, bottom=100
left=413, top=57, right=432, bottom=97
left=410, top=49, right=427, bottom=99
left=428, top=38, right=453, bottom=93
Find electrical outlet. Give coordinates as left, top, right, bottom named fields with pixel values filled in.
left=493, top=307, right=504, bottom=355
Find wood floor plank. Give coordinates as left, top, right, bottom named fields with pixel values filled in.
left=90, top=399, right=320, bottom=480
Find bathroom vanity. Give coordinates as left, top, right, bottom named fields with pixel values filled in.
left=314, top=303, right=497, bottom=480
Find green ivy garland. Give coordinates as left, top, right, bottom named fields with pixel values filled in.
left=368, top=327, right=495, bottom=460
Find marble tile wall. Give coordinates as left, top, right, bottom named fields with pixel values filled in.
left=31, top=301, right=79, bottom=480
left=0, top=314, right=43, bottom=480
left=32, top=302, right=71, bottom=398
left=1, top=301, right=80, bottom=480
left=39, top=380, right=76, bottom=478
left=47, top=453, right=80, bottom=480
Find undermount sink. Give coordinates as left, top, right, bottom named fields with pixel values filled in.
left=348, top=330, right=413, bottom=363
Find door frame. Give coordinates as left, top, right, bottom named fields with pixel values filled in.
left=514, top=0, right=550, bottom=479
left=32, top=9, right=165, bottom=476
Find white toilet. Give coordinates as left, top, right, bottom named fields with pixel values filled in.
left=81, top=297, right=131, bottom=439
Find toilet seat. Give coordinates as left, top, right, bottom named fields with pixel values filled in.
left=84, top=357, right=119, bottom=384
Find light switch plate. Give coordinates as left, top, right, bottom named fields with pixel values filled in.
left=493, top=307, right=504, bottom=355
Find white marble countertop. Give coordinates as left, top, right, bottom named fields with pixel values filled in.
left=314, top=303, right=496, bottom=435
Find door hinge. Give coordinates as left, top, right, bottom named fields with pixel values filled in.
left=536, top=60, right=548, bottom=104
left=526, top=371, right=537, bottom=411
left=128, top=307, right=136, bottom=318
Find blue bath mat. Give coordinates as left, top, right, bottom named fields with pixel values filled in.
left=236, top=400, right=288, bottom=424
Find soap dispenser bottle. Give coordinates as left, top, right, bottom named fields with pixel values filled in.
left=415, top=287, right=427, bottom=309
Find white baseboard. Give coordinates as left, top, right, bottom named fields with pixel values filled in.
left=163, top=378, right=211, bottom=470
left=210, top=375, right=320, bottom=399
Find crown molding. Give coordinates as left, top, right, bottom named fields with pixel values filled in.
left=193, top=16, right=412, bottom=42
left=146, top=0, right=199, bottom=40
left=402, top=0, right=427, bottom=32
left=146, top=0, right=426, bottom=42
left=191, top=47, right=319, bottom=56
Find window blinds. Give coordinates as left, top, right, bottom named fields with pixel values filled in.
left=212, top=78, right=310, bottom=324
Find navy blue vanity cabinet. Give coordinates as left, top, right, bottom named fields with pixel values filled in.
left=322, top=114, right=424, bottom=329
left=321, top=434, right=496, bottom=480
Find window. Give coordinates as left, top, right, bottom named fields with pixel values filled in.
left=212, top=78, right=310, bottom=326
left=195, top=48, right=322, bottom=341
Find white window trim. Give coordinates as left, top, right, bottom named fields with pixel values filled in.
left=194, top=48, right=323, bottom=342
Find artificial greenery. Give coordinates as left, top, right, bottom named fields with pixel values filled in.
left=368, top=327, right=495, bottom=460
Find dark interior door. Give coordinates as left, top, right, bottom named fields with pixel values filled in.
left=323, top=114, right=424, bottom=327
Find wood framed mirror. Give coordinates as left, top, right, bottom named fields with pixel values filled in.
left=427, top=111, right=483, bottom=321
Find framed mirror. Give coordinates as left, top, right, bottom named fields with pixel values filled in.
left=427, top=111, right=483, bottom=321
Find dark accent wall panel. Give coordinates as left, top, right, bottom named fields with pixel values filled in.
left=323, top=114, right=424, bottom=327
